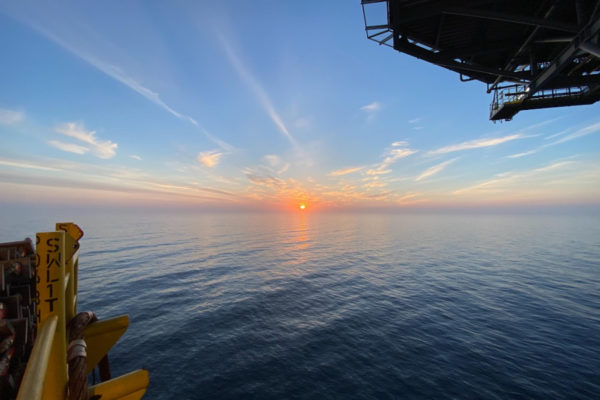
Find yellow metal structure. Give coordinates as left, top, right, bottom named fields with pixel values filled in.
left=35, top=230, right=68, bottom=399
left=88, top=369, right=150, bottom=400
left=84, top=315, right=130, bottom=374
left=15, top=222, right=149, bottom=400
left=56, top=222, right=83, bottom=323
left=16, top=316, right=58, bottom=400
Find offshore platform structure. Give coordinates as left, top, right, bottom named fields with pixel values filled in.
left=362, top=0, right=600, bottom=120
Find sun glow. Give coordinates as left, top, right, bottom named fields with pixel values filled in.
left=299, top=203, right=306, bottom=210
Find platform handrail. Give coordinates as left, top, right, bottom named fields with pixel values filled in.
left=16, top=315, right=58, bottom=400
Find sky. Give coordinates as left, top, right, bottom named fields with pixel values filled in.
left=0, top=1, right=599, bottom=212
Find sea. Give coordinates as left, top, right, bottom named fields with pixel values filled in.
left=1, top=210, right=599, bottom=399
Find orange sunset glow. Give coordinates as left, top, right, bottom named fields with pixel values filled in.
left=299, top=204, right=306, bottom=210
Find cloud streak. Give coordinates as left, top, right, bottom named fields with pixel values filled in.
left=507, top=149, right=538, bottom=158
left=30, top=26, right=199, bottom=127
left=361, top=102, right=381, bottom=112
left=453, top=160, right=576, bottom=195
left=8, top=14, right=233, bottom=151
left=329, top=166, right=364, bottom=177
left=263, top=155, right=289, bottom=175
left=0, top=158, right=59, bottom=171
left=197, top=150, right=223, bottom=168
left=48, top=140, right=89, bottom=155
left=0, top=108, right=24, bottom=125
left=54, top=122, right=117, bottom=159
left=506, top=122, right=600, bottom=159
left=360, top=101, right=381, bottom=121
left=220, top=37, right=296, bottom=145
left=367, top=144, right=417, bottom=175
left=416, top=158, right=457, bottom=181
left=548, top=121, right=600, bottom=146
left=429, top=134, right=522, bottom=155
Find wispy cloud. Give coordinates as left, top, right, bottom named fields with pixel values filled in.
left=366, top=143, right=417, bottom=175
left=329, top=166, right=364, bottom=177
left=130, top=154, right=142, bottom=161
left=360, top=101, right=381, bottom=121
left=102, top=64, right=198, bottom=126
left=201, top=128, right=234, bottom=152
left=243, top=168, right=284, bottom=188
left=382, top=148, right=417, bottom=166
left=545, top=128, right=570, bottom=140
left=416, top=158, right=457, bottom=182
left=53, top=122, right=117, bottom=159
left=29, top=25, right=199, bottom=127
left=370, top=146, right=416, bottom=173
left=0, top=108, right=24, bottom=125
left=408, top=118, right=420, bottom=124
left=263, top=155, right=280, bottom=167
left=197, top=150, right=223, bottom=168
left=535, top=161, right=574, bottom=173
left=507, top=149, right=538, bottom=158
left=0, top=158, right=59, bottom=171
left=364, top=180, right=386, bottom=188
left=548, top=121, right=600, bottom=145
left=398, top=193, right=420, bottom=202
left=220, top=37, right=295, bottom=145
left=365, top=168, right=392, bottom=176
left=454, top=160, right=576, bottom=195
left=429, top=134, right=522, bottom=155
left=0, top=156, right=244, bottom=205
left=506, top=122, right=600, bottom=159
left=361, top=102, right=381, bottom=112
left=8, top=14, right=233, bottom=152
left=263, top=154, right=289, bottom=175
left=48, top=140, right=89, bottom=155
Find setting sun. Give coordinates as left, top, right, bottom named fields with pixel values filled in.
left=299, top=204, right=306, bottom=210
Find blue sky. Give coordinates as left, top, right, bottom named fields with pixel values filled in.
left=0, top=1, right=599, bottom=211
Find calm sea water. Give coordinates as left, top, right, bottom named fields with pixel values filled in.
left=2, top=211, right=599, bottom=399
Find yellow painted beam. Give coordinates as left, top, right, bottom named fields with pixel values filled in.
left=84, top=315, right=130, bottom=374
left=72, top=252, right=79, bottom=295
left=36, top=231, right=68, bottom=399
left=88, top=369, right=149, bottom=400
left=56, top=223, right=82, bottom=322
left=55, top=223, right=82, bottom=263
left=16, top=316, right=58, bottom=400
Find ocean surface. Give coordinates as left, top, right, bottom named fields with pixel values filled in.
left=2, top=210, right=600, bottom=399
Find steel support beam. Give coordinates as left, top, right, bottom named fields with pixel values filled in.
left=488, top=1, right=562, bottom=92
left=581, top=41, right=600, bottom=57
left=525, top=15, right=600, bottom=98
left=442, top=7, right=579, bottom=33
left=393, top=35, right=529, bottom=81
left=436, top=43, right=515, bottom=60
left=366, top=24, right=389, bottom=30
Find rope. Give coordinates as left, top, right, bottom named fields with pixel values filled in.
left=67, top=311, right=97, bottom=400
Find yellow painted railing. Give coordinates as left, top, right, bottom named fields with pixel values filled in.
left=16, top=316, right=58, bottom=400
left=16, top=223, right=149, bottom=400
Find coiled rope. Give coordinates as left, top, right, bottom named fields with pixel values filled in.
left=67, top=311, right=111, bottom=400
